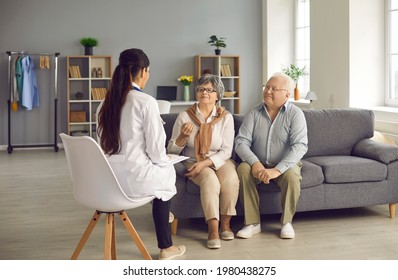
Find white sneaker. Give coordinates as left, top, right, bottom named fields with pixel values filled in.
left=280, top=223, right=295, bottom=239
left=236, top=224, right=261, bottom=239
left=169, top=212, right=174, bottom=223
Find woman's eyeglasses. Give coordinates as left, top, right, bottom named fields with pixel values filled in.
left=197, top=87, right=217, bottom=93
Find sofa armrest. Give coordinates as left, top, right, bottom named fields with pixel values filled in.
left=352, top=138, right=398, bottom=164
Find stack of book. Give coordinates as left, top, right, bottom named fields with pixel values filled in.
left=69, top=65, right=81, bottom=78
left=220, top=64, right=232, bottom=76
left=91, top=88, right=107, bottom=100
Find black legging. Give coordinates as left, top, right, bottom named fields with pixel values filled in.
left=152, top=198, right=172, bottom=249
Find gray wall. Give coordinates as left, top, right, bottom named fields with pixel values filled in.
left=0, top=0, right=262, bottom=147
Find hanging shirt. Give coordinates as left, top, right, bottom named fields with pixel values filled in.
left=10, top=56, right=19, bottom=111
left=15, top=56, right=24, bottom=106
left=104, top=85, right=177, bottom=201
left=21, top=55, right=39, bottom=110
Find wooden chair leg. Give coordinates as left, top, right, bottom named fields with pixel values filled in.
left=389, top=203, right=396, bottom=218
left=104, top=213, right=114, bottom=260
left=118, top=211, right=152, bottom=260
left=71, top=211, right=102, bottom=260
left=111, top=219, right=116, bottom=260
left=171, top=218, right=179, bottom=235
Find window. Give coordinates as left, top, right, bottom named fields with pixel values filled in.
left=387, top=0, right=398, bottom=106
left=295, top=0, right=310, bottom=96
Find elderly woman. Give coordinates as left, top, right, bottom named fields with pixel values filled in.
left=167, top=74, right=239, bottom=249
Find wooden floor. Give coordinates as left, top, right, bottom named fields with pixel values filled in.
left=1, top=149, right=398, bottom=260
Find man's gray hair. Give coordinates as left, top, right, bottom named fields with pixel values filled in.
left=270, top=72, right=296, bottom=94
left=196, top=74, right=225, bottom=100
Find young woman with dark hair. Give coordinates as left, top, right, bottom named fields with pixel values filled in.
left=98, top=48, right=185, bottom=260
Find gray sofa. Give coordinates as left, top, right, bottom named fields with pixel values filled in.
left=162, top=109, right=398, bottom=234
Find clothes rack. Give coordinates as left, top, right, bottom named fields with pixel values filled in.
left=6, top=51, right=60, bottom=154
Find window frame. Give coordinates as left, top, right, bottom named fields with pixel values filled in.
left=386, top=0, right=398, bottom=106
left=295, top=0, right=310, bottom=98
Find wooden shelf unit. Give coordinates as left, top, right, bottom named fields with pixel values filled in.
left=66, top=55, right=112, bottom=140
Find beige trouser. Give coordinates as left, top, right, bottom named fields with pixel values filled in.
left=237, top=162, right=302, bottom=225
left=187, top=159, right=240, bottom=222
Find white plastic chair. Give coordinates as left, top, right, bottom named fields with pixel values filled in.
left=156, top=100, right=171, bottom=114
left=60, top=133, right=155, bottom=260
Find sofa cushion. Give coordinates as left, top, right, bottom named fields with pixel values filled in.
left=352, top=138, right=398, bottom=164
left=161, top=113, right=179, bottom=145
left=186, top=180, right=201, bottom=195
left=305, top=155, right=387, bottom=183
left=174, top=162, right=200, bottom=195
left=303, top=109, right=374, bottom=158
left=232, top=114, right=244, bottom=162
left=301, top=159, right=324, bottom=188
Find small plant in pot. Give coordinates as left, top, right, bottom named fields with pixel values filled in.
left=281, top=64, right=307, bottom=100
left=208, top=35, right=226, bottom=55
left=79, top=37, right=98, bottom=56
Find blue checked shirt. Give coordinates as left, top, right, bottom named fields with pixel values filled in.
left=234, top=102, right=308, bottom=174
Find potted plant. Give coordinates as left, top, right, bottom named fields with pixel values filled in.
left=208, top=35, right=227, bottom=55
left=281, top=64, right=307, bottom=100
left=79, top=37, right=98, bottom=56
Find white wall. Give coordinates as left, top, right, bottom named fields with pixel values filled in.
left=263, top=0, right=294, bottom=83
left=349, top=0, right=385, bottom=108
left=310, top=0, right=350, bottom=109
left=0, top=0, right=262, bottom=146
left=307, top=0, right=385, bottom=110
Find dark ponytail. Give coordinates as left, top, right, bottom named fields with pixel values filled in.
left=98, top=48, right=150, bottom=155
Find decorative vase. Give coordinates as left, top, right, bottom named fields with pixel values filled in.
left=84, top=46, right=93, bottom=56
left=183, top=85, right=190, bottom=101
left=215, top=49, right=221, bottom=55
left=294, top=84, right=300, bottom=100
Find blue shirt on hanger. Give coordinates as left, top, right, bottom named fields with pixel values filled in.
left=21, top=55, right=39, bottom=110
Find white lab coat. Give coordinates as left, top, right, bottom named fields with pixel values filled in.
left=106, top=87, right=176, bottom=201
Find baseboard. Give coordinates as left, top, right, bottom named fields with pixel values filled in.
left=0, top=143, right=64, bottom=151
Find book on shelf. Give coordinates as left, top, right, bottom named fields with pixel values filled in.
left=69, top=65, right=81, bottom=78
left=225, top=64, right=232, bottom=76
left=91, top=87, right=107, bottom=100
left=220, top=64, right=227, bottom=76
left=220, top=64, right=232, bottom=76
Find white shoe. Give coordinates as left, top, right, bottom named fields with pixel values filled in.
left=169, top=212, right=174, bottom=223
left=236, top=224, right=261, bottom=239
left=280, top=223, right=295, bottom=239
left=159, top=245, right=186, bottom=260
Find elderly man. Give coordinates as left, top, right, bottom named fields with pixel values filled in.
left=234, top=72, right=308, bottom=239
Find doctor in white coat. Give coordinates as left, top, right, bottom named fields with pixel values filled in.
left=97, top=48, right=185, bottom=260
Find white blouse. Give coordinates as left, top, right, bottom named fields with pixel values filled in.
left=167, top=104, right=234, bottom=170
left=105, top=86, right=176, bottom=201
